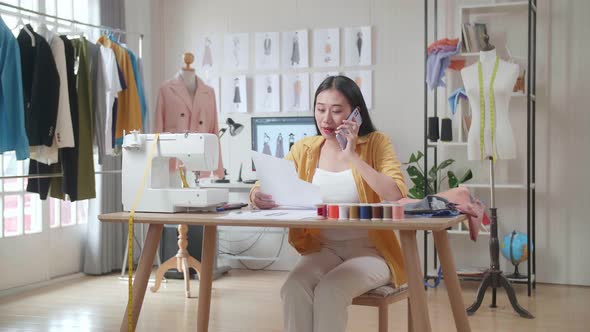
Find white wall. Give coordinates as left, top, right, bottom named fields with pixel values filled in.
left=126, top=0, right=590, bottom=285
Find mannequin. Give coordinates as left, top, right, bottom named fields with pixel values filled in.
left=180, top=52, right=197, bottom=96
left=461, top=43, right=519, bottom=160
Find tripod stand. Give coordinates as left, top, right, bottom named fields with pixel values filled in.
left=466, top=157, right=534, bottom=319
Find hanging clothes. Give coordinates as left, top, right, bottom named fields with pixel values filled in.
left=17, top=24, right=60, bottom=147
left=0, top=17, right=29, bottom=160
left=275, top=133, right=284, bottom=158
left=97, top=35, right=142, bottom=147
left=86, top=40, right=106, bottom=164
left=18, top=24, right=61, bottom=200
left=99, top=45, right=123, bottom=158
left=71, top=37, right=96, bottom=200
left=30, top=27, right=74, bottom=165
left=154, top=73, right=224, bottom=178
left=50, top=36, right=80, bottom=201
left=123, top=46, right=148, bottom=130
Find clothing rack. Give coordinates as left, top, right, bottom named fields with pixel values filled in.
left=0, top=1, right=143, bottom=58
left=0, top=2, right=145, bottom=181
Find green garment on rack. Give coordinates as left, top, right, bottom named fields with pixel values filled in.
left=72, top=37, right=95, bottom=200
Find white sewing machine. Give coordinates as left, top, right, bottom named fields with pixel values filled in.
left=122, top=132, right=228, bottom=213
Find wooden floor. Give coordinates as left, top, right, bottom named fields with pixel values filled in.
left=0, top=269, right=587, bottom=332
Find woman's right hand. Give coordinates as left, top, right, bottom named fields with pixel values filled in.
left=251, top=188, right=278, bottom=209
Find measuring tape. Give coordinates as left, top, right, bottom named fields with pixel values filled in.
left=127, top=133, right=160, bottom=331
left=477, top=56, right=500, bottom=161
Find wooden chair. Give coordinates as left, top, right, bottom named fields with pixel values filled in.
left=352, top=284, right=412, bottom=332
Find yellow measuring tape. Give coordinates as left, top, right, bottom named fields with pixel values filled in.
left=478, top=56, right=500, bottom=161
left=127, top=133, right=160, bottom=331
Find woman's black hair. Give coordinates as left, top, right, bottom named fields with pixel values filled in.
left=313, top=75, right=376, bottom=136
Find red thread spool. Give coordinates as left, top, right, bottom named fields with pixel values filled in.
left=328, top=204, right=340, bottom=219
left=316, top=204, right=327, bottom=218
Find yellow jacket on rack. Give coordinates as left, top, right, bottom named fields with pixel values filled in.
left=250, top=131, right=409, bottom=287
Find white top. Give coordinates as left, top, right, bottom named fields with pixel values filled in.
left=461, top=49, right=519, bottom=160
left=100, top=46, right=123, bottom=156
left=179, top=69, right=197, bottom=96
left=312, top=168, right=368, bottom=241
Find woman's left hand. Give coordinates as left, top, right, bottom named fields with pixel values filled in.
left=336, top=119, right=360, bottom=161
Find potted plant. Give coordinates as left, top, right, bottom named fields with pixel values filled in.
left=403, top=150, right=473, bottom=199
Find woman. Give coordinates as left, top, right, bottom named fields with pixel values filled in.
left=249, top=76, right=408, bottom=332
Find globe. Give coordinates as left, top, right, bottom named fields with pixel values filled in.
left=500, top=231, right=534, bottom=278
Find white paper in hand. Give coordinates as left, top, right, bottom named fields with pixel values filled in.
left=251, top=151, right=322, bottom=208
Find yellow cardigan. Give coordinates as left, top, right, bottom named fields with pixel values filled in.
left=250, top=131, right=408, bottom=287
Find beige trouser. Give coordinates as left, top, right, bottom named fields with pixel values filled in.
left=280, top=238, right=391, bottom=332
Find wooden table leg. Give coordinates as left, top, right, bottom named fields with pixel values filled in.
left=120, top=224, right=163, bottom=332
left=197, top=225, right=216, bottom=332
left=433, top=231, right=471, bottom=332
left=399, top=230, right=432, bottom=332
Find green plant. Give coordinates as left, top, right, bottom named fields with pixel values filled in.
left=403, top=150, right=473, bottom=199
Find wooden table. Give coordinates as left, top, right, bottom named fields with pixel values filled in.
left=99, top=211, right=471, bottom=332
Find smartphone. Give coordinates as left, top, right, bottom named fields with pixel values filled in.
left=336, top=107, right=363, bottom=150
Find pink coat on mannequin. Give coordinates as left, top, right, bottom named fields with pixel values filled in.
left=154, top=74, right=224, bottom=179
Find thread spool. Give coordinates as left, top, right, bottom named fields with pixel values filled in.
left=392, top=204, right=404, bottom=220
left=349, top=204, right=360, bottom=220
left=328, top=204, right=339, bottom=220
left=382, top=204, right=393, bottom=220
left=359, top=204, right=372, bottom=220
left=316, top=204, right=327, bottom=218
left=338, top=204, right=349, bottom=220
left=441, top=118, right=453, bottom=141
left=428, top=116, right=439, bottom=141
left=371, top=204, right=383, bottom=220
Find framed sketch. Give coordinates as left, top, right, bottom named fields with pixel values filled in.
left=312, top=72, right=339, bottom=97
left=255, top=32, right=279, bottom=70
left=224, top=33, right=249, bottom=71
left=282, top=30, right=309, bottom=68
left=313, top=28, right=340, bottom=67
left=282, top=73, right=310, bottom=112
left=195, top=34, right=222, bottom=77
left=344, top=70, right=373, bottom=109
left=255, top=74, right=280, bottom=113
left=202, top=76, right=221, bottom=115
left=222, top=75, right=248, bottom=113
left=344, top=26, right=372, bottom=66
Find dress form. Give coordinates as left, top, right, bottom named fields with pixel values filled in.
left=180, top=52, right=197, bottom=97
left=461, top=48, right=519, bottom=160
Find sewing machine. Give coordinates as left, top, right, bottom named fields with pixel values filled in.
left=122, top=132, right=229, bottom=213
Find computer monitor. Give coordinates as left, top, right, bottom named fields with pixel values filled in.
left=251, top=116, right=318, bottom=170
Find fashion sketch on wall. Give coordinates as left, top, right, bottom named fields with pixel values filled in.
left=255, top=32, right=279, bottom=69
left=282, top=73, right=310, bottom=112
left=255, top=74, right=280, bottom=113
left=282, top=30, right=309, bottom=68
left=195, top=34, right=221, bottom=77
left=312, top=72, right=339, bottom=95
left=344, top=70, right=373, bottom=109
left=224, top=33, right=249, bottom=71
left=345, top=26, right=372, bottom=66
left=222, top=75, right=248, bottom=113
left=313, top=28, right=340, bottom=67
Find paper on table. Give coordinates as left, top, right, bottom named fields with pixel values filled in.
left=217, top=209, right=318, bottom=220
left=251, top=151, right=322, bottom=208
